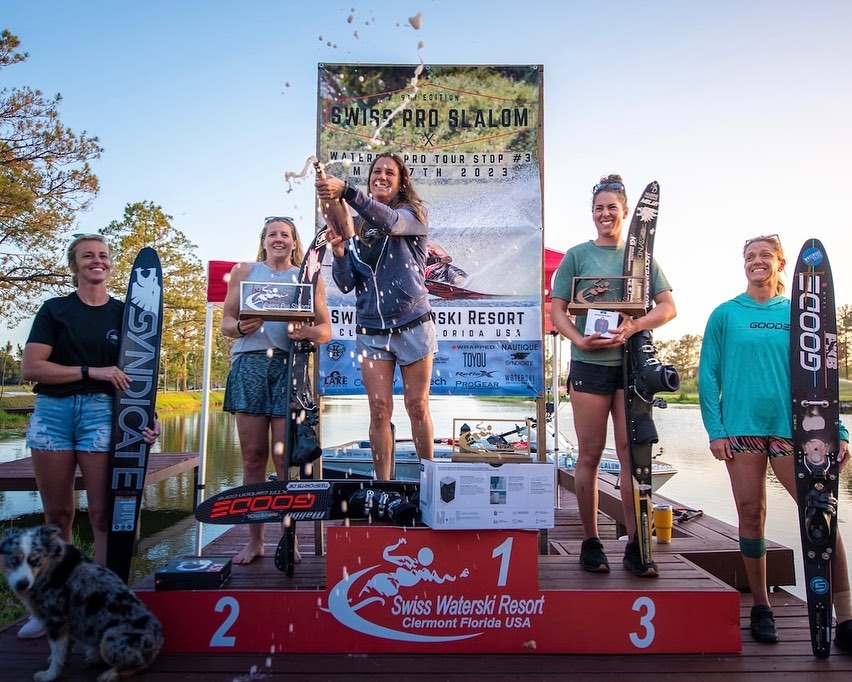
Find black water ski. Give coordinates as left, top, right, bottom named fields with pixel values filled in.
left=106, top=247, right=164, bottom=583
left=791, top=238, right=840, bottom=659
left=195, top=479, right=419, bottom=525
left=277, top=226, right=330, bottom=575
left=622, top=181, right=665, bottom=575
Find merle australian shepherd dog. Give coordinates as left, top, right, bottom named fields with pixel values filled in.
left=0, top=525, right=163, bottom=682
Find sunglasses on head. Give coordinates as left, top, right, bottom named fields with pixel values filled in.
left=71, top=232, right=103, bottom=240
left=592, top=182, right=625, bottom=193
left=264, top=216, right=295, bottom=225
left=744, top=234, right=780, bottom=248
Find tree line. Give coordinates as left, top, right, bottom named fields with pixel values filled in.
left=0, top=30, right=232, bottom=392
left=3, top=29, right=850, bottom=395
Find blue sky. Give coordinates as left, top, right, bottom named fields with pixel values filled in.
left=3, top=0, right=851, bottom=345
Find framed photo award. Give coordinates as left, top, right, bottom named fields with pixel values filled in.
left=239, top=280, right=315, bottom=322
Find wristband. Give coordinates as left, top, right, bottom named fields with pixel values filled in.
left=81, top=365, right=89, bottom=380
left=237, top=321, right=247, bottom=337
left=342, top=182, right=358, bottom=202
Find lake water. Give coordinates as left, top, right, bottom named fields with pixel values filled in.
left=1, top=397, right=850, bottom=599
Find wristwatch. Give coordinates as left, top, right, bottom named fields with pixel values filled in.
left=81, top=365, right=89, bottom=380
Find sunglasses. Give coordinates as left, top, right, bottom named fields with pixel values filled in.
left=71, top=232, right=103, bottom=240
left=744, top=234, right=780, bottom=248
left=264, top=216, right=295, bottom=225
left=592, top=182, right=625, bottom=193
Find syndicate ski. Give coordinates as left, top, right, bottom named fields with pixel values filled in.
left=621, top=181, right=679, bottom=576
left=791, top=238, right=841, bottom=658
left=106, top=247, right=164, bottom=583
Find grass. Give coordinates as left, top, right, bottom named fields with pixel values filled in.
left=0, top=526, right=95, bottom=628
left=0, top=390, right=225, bottom=431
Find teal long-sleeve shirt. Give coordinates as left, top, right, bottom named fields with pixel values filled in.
left=698, top=293, right=848, bottom=442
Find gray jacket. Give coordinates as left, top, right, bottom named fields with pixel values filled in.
left=331, top=187, right=430, bottom=330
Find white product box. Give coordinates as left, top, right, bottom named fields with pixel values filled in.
left=419, top=459, right=554, bottom=530
left=584, top=309, right=621, bottom=338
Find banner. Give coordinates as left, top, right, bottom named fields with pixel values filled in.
left=316, top=64, right=544, bottom=397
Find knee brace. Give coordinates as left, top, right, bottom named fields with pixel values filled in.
left=739, top=536, right=767, bottom=558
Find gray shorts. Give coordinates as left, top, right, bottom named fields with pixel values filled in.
left=223, top=350, right=289, bottom=417
left=356, top=319, right=437, bottom=366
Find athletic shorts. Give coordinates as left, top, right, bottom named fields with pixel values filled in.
left=356, top=319, right=438, bottom=366
left=568, top=360, right=624, bottom=395
left=26, top=393, right=113, bottom=452
left=727, top=436, right=794, bottom=459
left=223, top=350, right=289, bottom=417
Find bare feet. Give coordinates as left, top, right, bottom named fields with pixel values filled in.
left=233, top=541, right=264, bottom=565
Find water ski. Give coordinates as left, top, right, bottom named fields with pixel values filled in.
left=622, top=181, right=679, bottom=576
left=106, top=247, right=164, bottom=583
left=791, top=238, right=841, bottom=659
left=195, top=478, right=420, bottom=525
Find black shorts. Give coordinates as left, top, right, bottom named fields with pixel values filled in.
left=568, top=360, right=623, bottom=395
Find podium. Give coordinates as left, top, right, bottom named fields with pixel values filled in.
left=138, top=526, right=741, bottom=654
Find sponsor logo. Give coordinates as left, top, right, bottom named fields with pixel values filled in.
left=802, top=246, right=824, bottom=267
left=323, top=536, right=545, bottom=642
left=810, top=575, right=830, bottom=595
left=209, top=492, right=319, bottom=520
left=796, top=272, right=822, bottom=372
left=326, top=342, right=345, bottom=361
left=455, top=371, right=496, bottom=378
left=323, top=371, right=348, bottom=387
left=749, top=321, right=790, bottom=330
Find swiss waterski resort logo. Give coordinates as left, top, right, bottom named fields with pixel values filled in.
left=323, top=536, right=544, bottom=642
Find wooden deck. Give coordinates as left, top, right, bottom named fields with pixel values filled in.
left=0, top=451, right=199, bottom=492
left=1, top=474, right=851, bottom=678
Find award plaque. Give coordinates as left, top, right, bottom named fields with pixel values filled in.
left=567, top=275, right=647, bottom=316
left=451, top=418, right=532, bottom=463
left=239, top=280, right=315, bottom=322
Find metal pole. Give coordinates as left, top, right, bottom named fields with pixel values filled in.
left=193, top=302, right=215, bottom=556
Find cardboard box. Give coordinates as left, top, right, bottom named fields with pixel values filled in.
left=154, top=557, right=232, bottom=591
left=584, top=309, right=621, bottom=338
left=419, top=459, right=554, bottom=530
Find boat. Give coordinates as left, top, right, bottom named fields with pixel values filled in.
left=319, top=419, right=677, bottom=490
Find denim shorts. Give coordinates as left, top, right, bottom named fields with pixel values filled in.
left=568, top=360, right=624, bottom=395
left=223, top=351, right=289, bottom=417
left=356, top=319, right=437, bottom=366
left=26, top=393, right=114, bottom=452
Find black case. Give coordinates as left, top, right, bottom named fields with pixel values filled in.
left=154, top=557, right=232, bottom=590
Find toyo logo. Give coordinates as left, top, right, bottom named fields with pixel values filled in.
left=796, top=273, right=822, bottom=371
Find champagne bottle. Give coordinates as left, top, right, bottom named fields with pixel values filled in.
left=314, top=159, right=352, bottom=239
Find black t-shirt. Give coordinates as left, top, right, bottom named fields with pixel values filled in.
left=27, top=292, right=124, bottom=397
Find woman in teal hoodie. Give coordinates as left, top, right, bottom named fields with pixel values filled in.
left=699, top=234, right=851, bottom=649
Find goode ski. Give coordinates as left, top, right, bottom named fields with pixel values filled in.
left=195, top=479, right=419, bottom=526
left=106, top=247, right=164, bottom=583
left=791, top=238, right=841, bottom=659
left=621, top=181, right=679, bottom=577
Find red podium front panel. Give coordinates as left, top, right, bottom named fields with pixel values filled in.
left=140, top=527, right=740, bottom=654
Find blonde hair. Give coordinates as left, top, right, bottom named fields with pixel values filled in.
left=67, top=234, right=109, bottom=287
left=743, top=235, right=786, bottom=296
left=256, top=218, right=303, bottom=267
